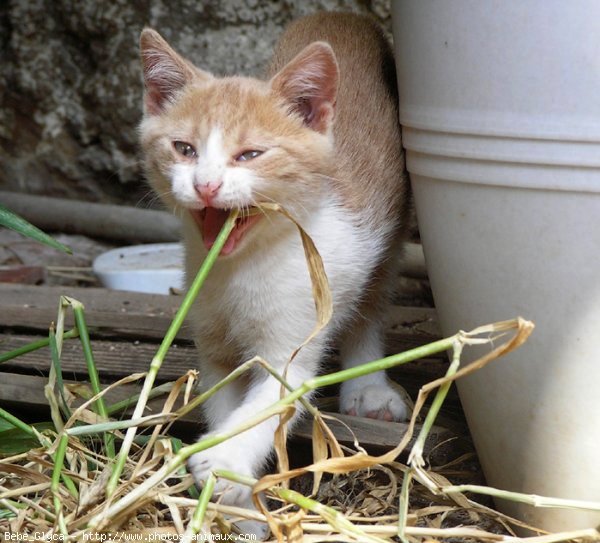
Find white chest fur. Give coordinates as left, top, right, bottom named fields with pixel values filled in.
left=183, top=197, right=384, bottom=362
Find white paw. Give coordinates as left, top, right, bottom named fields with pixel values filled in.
left=188, top=440, right=269, bottom=539
left=340, top=381, right=410, bottom=422
left=188, top=440, right=252, bottom=506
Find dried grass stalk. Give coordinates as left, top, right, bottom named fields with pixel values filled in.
left=1, top=207, right=599, bottom=542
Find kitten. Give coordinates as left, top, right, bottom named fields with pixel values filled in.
left=140, top=11, right=409, bottom=535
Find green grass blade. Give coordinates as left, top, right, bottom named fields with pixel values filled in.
left=106, top=209, right=239, bottom=498
left=106, top=381, right=175, bottom=416
left=0, top=410, right=76, bottom=498
left=49, top=326, right=72, bottom=421
left=0, top=202, right=71, bottom=254
left=398, top=468, right=412, bottom=543
left=70, top=300, right=115, bottom=459
left=408, top=341, right=463, bottom=467
left=0, top=328, right=78, bottom=365
left=0, top=422, right=54, bottom=455
left=51, top=434, right=69, bottom=520
left=185, top=472, right=215, bottom=539
left=0, top=406, right=38, bottom=438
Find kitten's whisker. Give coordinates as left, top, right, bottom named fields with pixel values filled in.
left=241, top=204, right=251, bottom=221
left=136, top=189, right=166, bottom=209
left=315, top=172, right=342, bottom=184
left=249, top=196, right=277, bottom=227
left=252, top=191, right=276, bottom=207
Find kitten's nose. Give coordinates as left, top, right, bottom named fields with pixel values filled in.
left=194, top=181, right=222, bottom=206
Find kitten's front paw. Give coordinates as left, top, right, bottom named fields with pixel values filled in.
left=188, top=442, right=269, bottom=539
left=188, top=442, right=252, bottom=506
left=340, top=381, right=411, bottom=422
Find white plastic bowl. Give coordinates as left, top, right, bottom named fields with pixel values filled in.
left=93, top=243, right=184, bottom=295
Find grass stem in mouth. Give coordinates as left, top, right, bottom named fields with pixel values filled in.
left=105, top=209, right=240, bottom=498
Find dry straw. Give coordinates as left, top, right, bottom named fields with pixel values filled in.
left=1, top=207, right=599, bottom=542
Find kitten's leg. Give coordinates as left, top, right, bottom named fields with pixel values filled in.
left=339, top=313, right=410, bottom=422
left=197, top=359, right=245, bottom=430
left=188, top=343, right=322, bottom=537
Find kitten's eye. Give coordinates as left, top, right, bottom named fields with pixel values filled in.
left=173, top=141, right=197, bottom=158
left=236, top=150, right=263, bottom=162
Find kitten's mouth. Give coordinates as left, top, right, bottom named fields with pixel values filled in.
left=190, top=207, right=262, bottom=256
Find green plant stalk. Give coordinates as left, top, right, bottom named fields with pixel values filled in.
left=171, top=437, right=199, bottom=500
left=0, top=202, right=71, bottom=254
left=88, top=333, right=460, bottom=530
left=0, top=407, right=78, bottom=498
left=0, top=328, right=78, bottom=364
left=408, top=340, right=463, bottom=468
left=445, top=484, right=600, bottom=512
left=49, top=429, right=79, bottom=500
left=0, top=498, right=24, bottom=512
left=106, top=381, right=175, bottom=415
left=48, top=326, right=72, bottom=423
left=2, top=496, right=56, bottom=523
left=276, top=489, right=386, bottom=543
left=176, top=355, right=315, bottom=421
left=214, top=470, right=386, bottom=543
left=184, top=472, right=215, bottom=542
left=44, top=380, right=64, bottom=434
left=397, top=469, right=412, bottom=543
left=0, top=406, right=37, bottom=437
left=106, top=209, right=240, bottom=498
left=56, top=462, right=79, bottom=500
left=212, top=469, right=256, bottom=487
left=311, top=336, right=457, bottom=391
left=174, top=357, right=260, bottom=419
left=67, top=413, right=172, bottom=436
left=51, top=434, right=69, bottom=517
left=176, top=336, right=459, bottom=461
left=55, top=296, right=68, bottom=356
left=70, top=301, right=115, bottom=459
left=0, top=499, right=20, bottom=522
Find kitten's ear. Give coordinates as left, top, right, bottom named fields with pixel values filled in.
left=271, top=42, right=339, bottom=133
left=140, top=28, right=212, bottom=115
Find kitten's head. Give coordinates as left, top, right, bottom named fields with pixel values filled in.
left=139, top=29, right=339, bottom=256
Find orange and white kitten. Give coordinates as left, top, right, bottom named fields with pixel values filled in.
left=140, top=12, right=409, bottom=535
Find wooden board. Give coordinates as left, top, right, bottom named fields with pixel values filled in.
left=0, top=284, right=184, bottom=341
left=0, top=330, right=448, bottom=379
left=1, top=284, right=467, bottom=456
left=0, top=284, right=442, bottom=352
left=0, top=372, right=460, bottom=455
left=0, top=332, right=196, bottom=382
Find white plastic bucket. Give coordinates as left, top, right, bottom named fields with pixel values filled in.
left=393, top=1, right=600, bottom=531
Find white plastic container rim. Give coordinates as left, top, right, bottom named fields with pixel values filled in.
left=393, top=0, right=600, bottom=193
left=93, top=243, right=184, bottom=295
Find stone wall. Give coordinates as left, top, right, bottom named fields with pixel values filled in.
left=0, top=0, right=391, bottom=204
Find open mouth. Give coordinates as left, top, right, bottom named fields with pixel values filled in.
left=190, top=207, right=262, bottom=256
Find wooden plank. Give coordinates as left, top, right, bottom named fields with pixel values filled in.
left=385, top=305, right=439, bottom=341
left=293, top=412, right=459, bottom=459
left=2, top=332, right=445, bottom=385
left=0, top=371, right=204, bottom=433
left=0, top=334, right=457, bottom=418
left=0, top=284, right=441, bottom=350
left=0, top=333, right=196, bottom=382
left=0, top=372, right=460, bottom=454
left=0, top=283, right=185, bottom=340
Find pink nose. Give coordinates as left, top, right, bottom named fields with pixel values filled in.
left=194, top=181, right=222, bottom=205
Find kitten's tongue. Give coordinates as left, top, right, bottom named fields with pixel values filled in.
left=201, top=207, right=236, bottom=254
